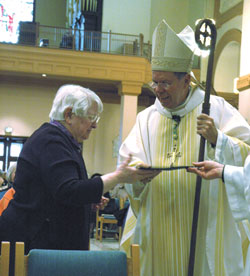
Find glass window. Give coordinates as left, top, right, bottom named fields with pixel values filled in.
left=9, top=161, right=16, bottom=168
left=0, top=136, right=27, bottom=171
left=0, top=0, right=34, bottom=43
left=10, top=142, right=23, bottom=157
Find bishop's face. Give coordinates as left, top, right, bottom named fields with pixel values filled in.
left=151, top=71, right=190, bottom=109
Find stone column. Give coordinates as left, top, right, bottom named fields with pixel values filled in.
left=118, top=81, right=142, bottom=143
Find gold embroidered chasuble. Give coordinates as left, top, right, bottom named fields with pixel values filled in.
left=119, top=87, right=250, bottom=276
left=147, top=108, right=203, bottom=275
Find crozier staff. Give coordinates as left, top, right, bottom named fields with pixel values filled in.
left=188, top=18, right=217, bottom=276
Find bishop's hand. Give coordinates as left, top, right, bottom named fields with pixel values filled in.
left=197, top=113, right=218, bottom=146
left=187, top=161, right=224, bottom=180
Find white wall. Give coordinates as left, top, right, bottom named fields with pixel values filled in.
left=214, top=42, right=240, bottom=92
left=239, top=0, right=250, bottom=123
left=216, top=15, right=242, bottom=42
left=102, top=0, right=152, bottom=42
left=102, top=0, right=206, bottom=43
left=149, top=0, right=189, bottom=37
left=36, top=0, right=66, bottom=27
left=0, top=79, right=56, bottom=137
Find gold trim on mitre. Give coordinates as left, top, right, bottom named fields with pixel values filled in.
left=151, top=57, right=193, bottom=73
left=151, top=20, right=195, bottom=73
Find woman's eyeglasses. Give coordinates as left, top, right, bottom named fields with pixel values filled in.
left=71, top=112, right=100, bottom=123
left=87, top=114, right=100, bottom=123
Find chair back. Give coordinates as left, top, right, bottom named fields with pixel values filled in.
left=15, top=242, right=140, bottom=276
left=0, top=241, right=10, bottom=276
left=127, top=244, right=140, bottom=276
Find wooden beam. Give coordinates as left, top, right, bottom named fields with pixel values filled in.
left=237, top=74, right=250, bottom=92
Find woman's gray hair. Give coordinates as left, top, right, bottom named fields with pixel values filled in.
left=0, top=169, right=5, bottom=178
left=6, top=162, right=17, bottom=182
left=49, top=84, right=103, bottom=121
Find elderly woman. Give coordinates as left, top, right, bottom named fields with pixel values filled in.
left=0, top=169, right=7, bottom=188
left=0, top=84, right=159, bottom=275
left=0, top=169, right=8, bottom=199
left=0, top=162, right=17, bottom=215
left=6, top=162, right=17, bottom=186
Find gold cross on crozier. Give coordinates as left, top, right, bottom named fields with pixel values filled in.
left=167, top=146, right=181, bottom=167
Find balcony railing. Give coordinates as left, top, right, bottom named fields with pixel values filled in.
left=4, top=22, right=152, bottom=60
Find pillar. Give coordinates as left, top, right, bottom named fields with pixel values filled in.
left=118, top=81, right=142, bottom=143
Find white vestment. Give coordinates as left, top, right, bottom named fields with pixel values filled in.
left=224, top=155, right=250, bottom=276
left=119, top=86, right=250, bottom=276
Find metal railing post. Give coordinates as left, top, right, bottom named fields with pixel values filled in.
left=90, top=31, right=93, bottom=51
left=73, top=28, right=76, bottom=50
left=107, top=30, right=111, bottom=53
left=139, top=33, right=144, bottom=56
left=14, top=24, right=152, bottom=60
left=147, top=40, right=151, bottom=60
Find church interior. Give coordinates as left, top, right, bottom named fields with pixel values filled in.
left=1, top=0, right=249, bottom=176
left=1, top=0, right=250, bottom=274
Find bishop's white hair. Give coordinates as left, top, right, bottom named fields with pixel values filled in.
left=49, top=84, right=103, bottom=121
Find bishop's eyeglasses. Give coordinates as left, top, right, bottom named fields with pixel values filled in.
left=149, top=81, right=171, bottom=89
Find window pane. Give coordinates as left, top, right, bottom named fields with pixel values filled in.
left=0, top=142, right=4, bottom=156
left=0, top=0, right=34, bottom=43
left=9, top=161, right=17, bottom=168
left=10, top=143, right=23, bottom=157
left=0, top=161, right=3, bottom=171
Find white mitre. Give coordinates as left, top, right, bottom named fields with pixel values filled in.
left=151, top=19, right=196, bottom=73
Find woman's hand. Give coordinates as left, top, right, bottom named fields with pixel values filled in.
left=101, top=154, right=161, bottom=194
left=115, top=155, right=160, bottom=184
left=92, top=196, right=109, bottom=211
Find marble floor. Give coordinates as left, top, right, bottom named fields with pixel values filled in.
left=90, top=225, right=121, bottom=251
left=90, top=237, right=120, bottom=251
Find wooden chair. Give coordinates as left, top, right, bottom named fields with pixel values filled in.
left=126, top=244, right=140, bottom=276
left=96, top=197, right=130, bottom=242
left=96, top=197, right=120, bottom=242
left=15, top=242, right=140, bottom=276
left=96, top=208, right=120, bottom=242
left=0, top=241, right=10, bottom=276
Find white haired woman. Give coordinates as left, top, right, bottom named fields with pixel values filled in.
left=0, top=162, right=17, bottom=215
left=0, top=84, right=159, bottom=276
left=6, top=162, right=17, bottom=185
